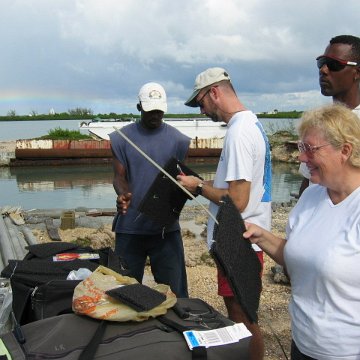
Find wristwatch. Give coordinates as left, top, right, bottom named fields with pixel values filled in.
left=195, top=181, right=204, bottom=195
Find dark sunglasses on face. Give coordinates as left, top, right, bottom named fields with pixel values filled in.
left=316, top=55, right=358, bottom=72
left=196, top=86, right=219, bottom=108
left=196, top=89, right=211, bottom=108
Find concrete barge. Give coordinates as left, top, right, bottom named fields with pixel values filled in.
left=10, top=138, right=223, bottom=166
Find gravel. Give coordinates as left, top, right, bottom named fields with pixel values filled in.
left=21, top=202, right=294, bottom=360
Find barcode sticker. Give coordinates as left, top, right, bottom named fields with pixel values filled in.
left=183, top=323, right=252, bottom=350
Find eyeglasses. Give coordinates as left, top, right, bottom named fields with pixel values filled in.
left=316, top=55, right=358, bottom=72
left=297, top=141, right=330, bottom=154
left=196, top=89, right=211, bottom=108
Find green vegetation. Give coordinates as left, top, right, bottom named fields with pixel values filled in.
left=38, top=127, right=92, bottom=140
left=257, top=110, right=303, bottom=119
left=0, top=107, right=138, bottom=121
left=0, top=108, right=303, bottom=121
left=0, top=113, right=139, bottom=122
left=163, top=113, right=208, bottom=119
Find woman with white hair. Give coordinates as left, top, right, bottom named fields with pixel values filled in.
left=244, top=103, right=360, bottom=360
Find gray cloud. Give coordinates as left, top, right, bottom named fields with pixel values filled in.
left=0, top=0, right=358, bottom=115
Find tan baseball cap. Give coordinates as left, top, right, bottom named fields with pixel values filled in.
left=138, top=82, right=167, bottom=112
left=185, top=67, right=231, bottom=107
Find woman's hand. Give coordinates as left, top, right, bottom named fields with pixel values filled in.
left=244, top=222, right=286, bottom=266
left=243, top=222, right=264, bottom=245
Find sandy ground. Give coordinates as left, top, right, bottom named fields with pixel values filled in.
left=23, top=203, right=293, bottom=360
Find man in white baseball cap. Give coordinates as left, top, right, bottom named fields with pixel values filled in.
left=138, top=82, right=168, bottom=113
left=110, top=82, right=190, bottom=298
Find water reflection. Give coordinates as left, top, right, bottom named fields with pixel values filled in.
left=0, top=162, right=302, bottom=210
left=271, top=162, right=302, bottom=202
left=9, top=165, right=113, bottom=192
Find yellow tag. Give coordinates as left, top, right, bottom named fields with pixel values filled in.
left=0, top=339, right=12, bottom=359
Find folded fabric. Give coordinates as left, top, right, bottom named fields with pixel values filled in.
left=106, top=283, right=167, bottom=312
left=26, top=242, right=78, bottom=259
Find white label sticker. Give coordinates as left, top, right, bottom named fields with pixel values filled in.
left=183, top=323, right=252, bottom=350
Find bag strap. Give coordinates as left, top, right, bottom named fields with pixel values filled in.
left=192, top=347, right=207, bottom=360
left=158, top=315, right=208, bottom=360
left=78, top=320, right=107, bottom=360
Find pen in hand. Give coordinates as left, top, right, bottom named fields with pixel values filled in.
left=177, top=164, right=185, bottom=176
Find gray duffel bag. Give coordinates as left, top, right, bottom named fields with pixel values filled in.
left=0, top=298, right=250, bottom=359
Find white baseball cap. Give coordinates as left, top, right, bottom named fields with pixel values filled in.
left=138, top=82, right=167, bottom=113
left=185, top=67, right=231, bottom=107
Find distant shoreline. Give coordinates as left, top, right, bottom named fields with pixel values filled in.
left=0, top=111, right=302, bottom=122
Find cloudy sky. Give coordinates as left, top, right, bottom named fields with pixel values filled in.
left=0, top=0, right=358, bottom=116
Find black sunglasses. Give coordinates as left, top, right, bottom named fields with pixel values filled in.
left=316, top=55, right=358, bottom=72
left=196, top=89, right=211, bottom=108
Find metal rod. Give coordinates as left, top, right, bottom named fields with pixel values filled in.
left=113, top=126, right=218, bottom=224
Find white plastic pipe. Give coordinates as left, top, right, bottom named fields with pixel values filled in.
left=0, top=216, right=16, bottom=267
left=21, top=226, right=38, bottom=246
left=3, top=217, right=27, bottom=260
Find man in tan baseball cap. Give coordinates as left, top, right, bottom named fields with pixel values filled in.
left=185, top=67, right=231, bottom=107
left=179, top=67, right=272, bottom=360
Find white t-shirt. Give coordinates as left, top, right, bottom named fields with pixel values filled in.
left=352, top=104, right=360, bottom=117
left=284, top=185, right=360, bottom=360
left=207, top=111, right=272, bottom=250
left=299, top=105, right=360, bottom=179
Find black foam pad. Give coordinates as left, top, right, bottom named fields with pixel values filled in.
left=26, top=242, right=78, bottom=258
left=106, top=283, right=166, bottom=312
left=210, top=195, right=262, bottom=323
left=138, top=157, right=201, bottom=227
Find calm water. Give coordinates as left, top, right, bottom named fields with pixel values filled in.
left=0, top=118, right=302, bottom=209
left=0, top=162, right=302, bottom=210
left=0, top=119, right=83, bottom=141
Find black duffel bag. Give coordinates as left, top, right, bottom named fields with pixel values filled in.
left=1, top=242, right=128, bottom=325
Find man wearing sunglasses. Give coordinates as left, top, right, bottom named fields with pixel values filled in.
left=299, top=35, right=360, bottom=196
left=178, top=67, right=272, bottom=360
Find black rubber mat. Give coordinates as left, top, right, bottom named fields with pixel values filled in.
left=210, top=195, right=262, bottom=323
left=106, top=283, right=166, bottom=311
left=138, top=157, right=201, bottom=227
